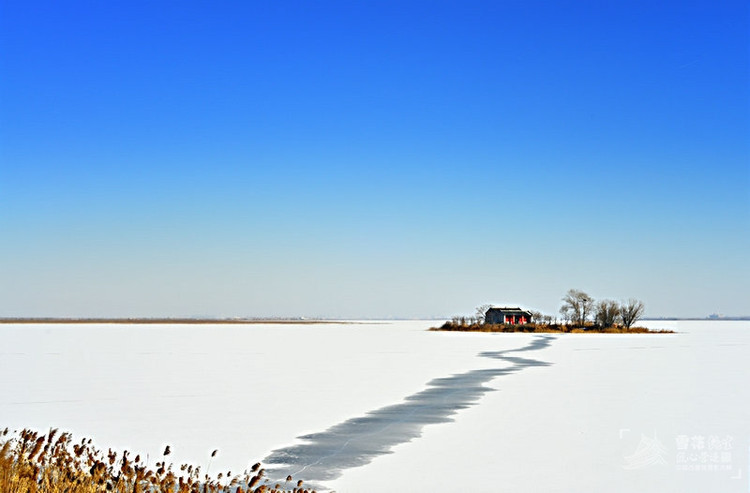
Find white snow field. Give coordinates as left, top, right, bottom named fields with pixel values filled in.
left=1, top=320, right=748, bottom=492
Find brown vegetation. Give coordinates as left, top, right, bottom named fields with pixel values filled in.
left=430, top=321, right=674, bottom=334
left=0, top=428, right=314, bottom=493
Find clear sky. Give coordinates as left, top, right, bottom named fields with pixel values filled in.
left=1, top=1, right=748, bottom=319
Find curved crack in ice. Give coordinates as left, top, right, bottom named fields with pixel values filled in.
left=263, top=335, right=555, bottom=487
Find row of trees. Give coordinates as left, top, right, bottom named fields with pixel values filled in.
left=457, top=290, right=645, bottom=329
left=559, top=289, right=644, bottom=328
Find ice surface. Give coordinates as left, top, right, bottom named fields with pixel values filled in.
left=263, top=336, right=554, bottom=485
left=1, top=320, right=748, bottom=492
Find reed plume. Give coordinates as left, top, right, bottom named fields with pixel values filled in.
left=0, top=427, right=312, bottom=493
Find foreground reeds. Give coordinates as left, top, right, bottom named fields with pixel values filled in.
left=430, top=321, right=674, bottom=334
left=0, top=428, right=314, bottom=493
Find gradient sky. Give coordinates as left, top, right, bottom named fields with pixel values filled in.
left=1, top=1, right=748, bottom=318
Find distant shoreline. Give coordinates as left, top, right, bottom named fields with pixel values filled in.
left=0, top=318, right=350, bottom=325
left=0, top=317, right=746, bottom=325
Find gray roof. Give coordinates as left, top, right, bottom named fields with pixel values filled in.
left=486, top=307, right=532, bottom=314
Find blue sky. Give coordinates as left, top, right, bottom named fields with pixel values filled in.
left=1, top=1, right=748, bottom=318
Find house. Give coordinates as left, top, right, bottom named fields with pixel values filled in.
left=485, top=307, right=533, bottom=325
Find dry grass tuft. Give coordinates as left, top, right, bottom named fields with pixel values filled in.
left=0, top=427, right=309, bottom=493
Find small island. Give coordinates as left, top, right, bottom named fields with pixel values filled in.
left=431, top=289, right=674, bottom=334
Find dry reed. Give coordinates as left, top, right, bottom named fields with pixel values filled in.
left=0, top=427, right=319, bottom=493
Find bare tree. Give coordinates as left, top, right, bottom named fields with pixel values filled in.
left=475, top=304, right=493, bottom=324
left=528, top=310, right=551, bottom=326
left=560, top=289, right=594, bottom=327
left=620, top=299, right=645, bottom=329
left=559, top=305, right=572, bottom=324
left=595, top=299, right=620, bottom=328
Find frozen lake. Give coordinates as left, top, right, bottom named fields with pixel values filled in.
left=1, top=320, right=748, bottom=492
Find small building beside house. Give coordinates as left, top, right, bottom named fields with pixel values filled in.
left=485, top=307, right=533, bottom=325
